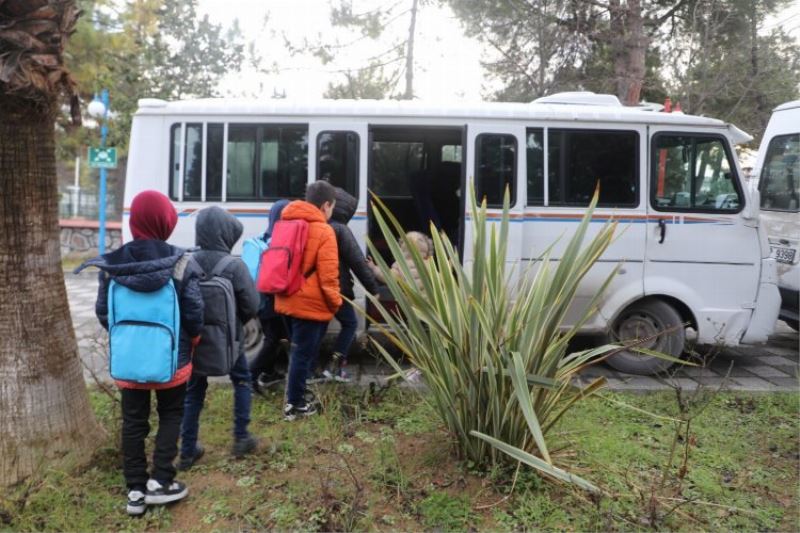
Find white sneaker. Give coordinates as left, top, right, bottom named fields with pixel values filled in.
left=126, top=489, right=146, bottom=516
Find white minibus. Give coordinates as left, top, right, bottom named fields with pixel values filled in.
left=123, top=93, right=780, bottom=374
left=752, top=100, right=800, bottom=331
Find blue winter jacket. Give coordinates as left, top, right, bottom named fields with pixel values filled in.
left=76, top=239, right=205, bottom=369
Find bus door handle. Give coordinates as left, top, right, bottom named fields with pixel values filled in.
left=657, top=219, right=666, bottom=244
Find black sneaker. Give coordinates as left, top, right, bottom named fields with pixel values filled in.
left=144, top=479, right=188, bottom=505
left=258, top=371, right=285, bottom=389
left=126, top=489, right=146, bottom=516
left=176, top=443, right=204, bottom=471
left=251, top=378, right=267, bottom=397
left=283, top=403, right=318, bottom=421
left=232, top=434, right=258, bottom=458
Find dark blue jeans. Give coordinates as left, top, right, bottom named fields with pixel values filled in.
left=180, top=352, right=252, bottom=458
left=286, top=317, right=328, bottom=407
left=330, top=301, right=358, bottom=359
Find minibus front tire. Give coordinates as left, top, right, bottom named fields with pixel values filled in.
left=606, top=299, right=686, bottom=375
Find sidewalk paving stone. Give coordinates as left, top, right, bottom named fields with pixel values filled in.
left=743, top=365, right=791, bottom=378
left=762, top=377, right=798, bottom=389
left=758, top=355, right=798, bottom=366
left=730, top=376, right=779, bottom=391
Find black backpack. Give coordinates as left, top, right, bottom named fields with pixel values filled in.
left=194, top=256, right=238, bottom=376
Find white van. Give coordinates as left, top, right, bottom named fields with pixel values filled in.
left=752, top=100, right=800, bottom=331
left=123, top=93, right=780, bottom=374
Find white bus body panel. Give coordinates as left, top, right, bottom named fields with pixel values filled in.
left=122, top=98, right=778, bottom=346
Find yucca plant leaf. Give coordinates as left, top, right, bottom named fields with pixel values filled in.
left=509, top=352, right=551, bottom=464
left=470, top=431, right=600, bottom=493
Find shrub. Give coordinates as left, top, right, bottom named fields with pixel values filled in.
left=366, top=185, right=621, bottom=491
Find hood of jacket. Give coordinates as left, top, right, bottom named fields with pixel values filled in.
left=76, top=240, right=186, bottom=292
left=266, top=199, right=290, bottom=239
left=196, top=206, right=243, bottom=253
left=331, top=188, right=357, bottom=224
left=281, top=200, right=327, bottom=224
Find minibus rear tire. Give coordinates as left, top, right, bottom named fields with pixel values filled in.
left=606, top=299, right=685, bottom=375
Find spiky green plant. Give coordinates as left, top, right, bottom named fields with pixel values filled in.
left=365, top=185, right=624, bottom=491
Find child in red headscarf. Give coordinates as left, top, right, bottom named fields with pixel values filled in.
left=77, top=190, right=204, bottom=516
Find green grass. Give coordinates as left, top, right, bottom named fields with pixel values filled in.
left=1, top=385, right=797, bottom=532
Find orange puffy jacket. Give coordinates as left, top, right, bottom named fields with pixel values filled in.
left=274, top=200, right=342, bottom=322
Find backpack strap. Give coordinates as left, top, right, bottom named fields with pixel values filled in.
left=210, top=255, right=237, bottom=278
left=173, top=253, right=192, bottom=282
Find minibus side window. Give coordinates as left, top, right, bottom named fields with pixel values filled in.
left=227, top=125, right=258, bottom=200
left=206, top=123, right=224, bottom=201
left=260, top=125, right=308, bottom=199
left=759, top=133, right=800, bottom=212
left=169, top=124, right=181, bottom=200
left=225, top=124, right=308, bottom=201
left=651, top=134, right=742, bottom=212
left=526, top=129, right=544, bottom=206
left=547, top=130, right=638, bottom=207
left=317, top=131, right=359, bottom=198
left=476, top=134, right=517, bottom=207
left=182, top=124, right=203, bottom=200
left=442, top=145, right=462, bottom=162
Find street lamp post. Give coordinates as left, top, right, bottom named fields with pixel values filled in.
left=88, top=89, right=110, bottom=255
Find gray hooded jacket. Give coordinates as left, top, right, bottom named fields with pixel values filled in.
left=194, top=206, right=260, bottom=342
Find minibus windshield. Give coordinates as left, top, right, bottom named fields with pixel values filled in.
left=760, top=133, right=800, bottom=213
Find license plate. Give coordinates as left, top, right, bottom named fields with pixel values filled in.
left=773, top=246, right=796, bottom=264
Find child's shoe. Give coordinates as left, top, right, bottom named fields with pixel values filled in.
left=176, top=443, right=204, bottom=471
left=144, top=479, right=188, bottom=505
left=126, top=488, right=146, bottom=516
left=232, top=434, right=258, bottom=458
left=283, top=402, right=318, bottom=421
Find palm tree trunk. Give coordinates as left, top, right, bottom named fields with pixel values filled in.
left=0, top=95, right=102, bottom=487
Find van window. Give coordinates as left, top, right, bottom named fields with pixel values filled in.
left=526, top=129, right=544, bottom=206
left=182, top=124, right=203, bottom=200
left=371, top=141, right=423, bottom=197
left=226, top=125, right=257, bottom=199
left=760, top=133, right=800, bottom=212
left=226, top=124, right=308, bottom=201
left=169, top=124, right=181, bottom=200
left=547, top=130, right=638, bottom=207
left=476, top=133, right=517, bottom=206
left=260, top=126, right=308, bottom=199
left=652, top=134, right=742, bottom=212
left=442, top=145, right=462, bottom=163
left=318, top=131, right=359, bottom=198
left=206, top=123, right=224, bottom=201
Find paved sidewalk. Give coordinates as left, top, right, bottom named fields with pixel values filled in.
left=65, top=271, right=799, bottom=392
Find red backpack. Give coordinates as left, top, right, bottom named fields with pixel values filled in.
left=256, top=219, right=311, bottom=295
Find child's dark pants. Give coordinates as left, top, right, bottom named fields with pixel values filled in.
left=121, top=384, right=186, bottom=490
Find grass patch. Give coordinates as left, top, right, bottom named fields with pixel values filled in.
left=1, top=385, right=797, bottom=531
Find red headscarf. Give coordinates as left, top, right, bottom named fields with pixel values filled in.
left=129, top=190, right=178, bottom=241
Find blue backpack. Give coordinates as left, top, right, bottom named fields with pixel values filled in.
left=107, top=279, right=180, bottom=383
left=242, top=235, right=269, bottom=281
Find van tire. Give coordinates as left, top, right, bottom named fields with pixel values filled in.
left=606, top=299, right=685, bottom=375
left=243, top=318, right=264, bottom=363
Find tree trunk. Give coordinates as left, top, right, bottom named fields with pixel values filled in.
left=0, top=96, right=102, bottom=487
left=403, top=0, right=419, bottom=100
left=610, top=0, right=647, bottom=105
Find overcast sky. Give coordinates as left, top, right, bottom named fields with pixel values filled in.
left=197, top=0, right=488, bottom=101
left=197, top=0, right=800, bottom=101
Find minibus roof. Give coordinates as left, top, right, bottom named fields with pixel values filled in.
left=135, top=95, right=750, bottom=142
left=773, top=100, right=800, bottom=112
